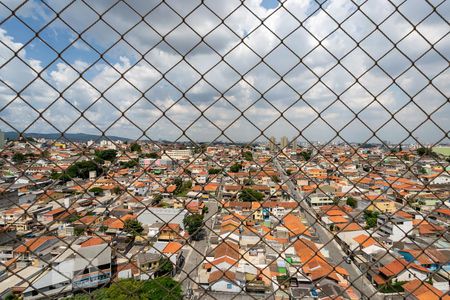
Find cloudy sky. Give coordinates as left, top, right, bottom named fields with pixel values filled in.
left=0, top=0, right=448, bottom=145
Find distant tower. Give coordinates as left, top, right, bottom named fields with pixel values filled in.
left=291, top=138, right=297, bottom=152
left=269, top=136, right=276, bottom=151
left=280, top=136, right=288, bottom=149
left=0, top=130, right=4, bottom=148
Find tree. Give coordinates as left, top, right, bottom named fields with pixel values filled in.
left=346, top=197, right=357, bottom=208
left=271, top=175, right=280, bottom=183
left=145, top=152, right=159, bottom=159
left=286, top=169, right=292, bottom=176
left=95, top=149, right=118, bottom=162
left=66, top=160, right=102, bottom=179
left=243, top=151, right=253, bottom=161
left=208, top=168, right=222, bottom=175
left=130, top=143, right=141, bottom=152
left=120, top=159, right=138, bottom=168
left=4, top=293, right=19, bottom=300
left=155, top=257, right=173, bottom=277
left=299, top=150, right=312, bottom=161
left=65, top=278, right=182, bottom=300
left=12, top=153, right=26, bottom=163
left=152, top=193, right=163, bottom=205
left=364, top=210, right=379, bottom=229
left=89, top=187, right=104, bottom=196
left=113, top=186, right=121, bottom=194
left=229, top=163, right=242, bottom=173
left=416, top=147, right=437, bottom=157
left=143, top=277, right=182, bottom=300
left=183, top=213, right=204, bottom=240
left=123, top=219, right=144, bottom=236
left=74, top=227, right=85, bottom=236
left=173, top=178, right=192, bottom=196
left=239, top=188, right=264, bottom=202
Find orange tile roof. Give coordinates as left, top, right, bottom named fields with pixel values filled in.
left=162, top=241, right=183, bottom=254
left=353, top=234, right=378, bottom=248
left=379, top=259, right=428, bottom=277
left=335, top=222, right=363, bottom=232
left=283, top=214, right=311, bottom=237
left=80, top=236, right=109, bottom=247
left=403, top=279, right=444, bottom=300
left=15, top=236, right=57, bottom=253
left=203, top=256, right=238, bottom=269
left=328, top=216, right=348, bottom=224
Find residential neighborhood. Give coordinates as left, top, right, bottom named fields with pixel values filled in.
left=0, top=136, right=448, bottom=299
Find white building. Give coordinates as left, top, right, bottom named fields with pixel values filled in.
left=162, top=149, right=193, bottom=160
left=307, top=193, right=335, bottom=207
left=376, top=215, right=413, bottom=242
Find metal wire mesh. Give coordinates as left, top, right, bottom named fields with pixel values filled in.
left=0, top=0, right=449, bottom=299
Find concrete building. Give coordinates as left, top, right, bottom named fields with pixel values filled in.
left=269, top=136, right=276, bottom=152
left=0, top=130, right=4, bottom=148
left=376, top=215, right=413, bottom=242
left=291, top=137, right=297, bottom=152
left=280, top=136, right=288, bottom=149
left=162, top=149, right=192, bottom=160
left=0, top=190, right=19, bottom=211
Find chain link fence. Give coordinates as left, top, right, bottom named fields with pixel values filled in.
left=0, top=0, right=449, bottom=299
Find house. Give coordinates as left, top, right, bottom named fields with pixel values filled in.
left=208, top=270, right=242, bottom=293
left=135, top=252, right=161, bottom=280
left=372, top=259, right=429, bottom=286
left=22, top=243, right=112, bottom=299
left=377, top=214, right=413, bottom=242
left=158, top=224, right=182, bottom=241
left=403, top=279, right=446, bottom=300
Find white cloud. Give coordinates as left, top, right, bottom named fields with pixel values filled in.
left=0, top=0, right=448, bottom=144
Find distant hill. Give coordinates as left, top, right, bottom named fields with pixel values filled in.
left=4, top=132, right=131, bottom=142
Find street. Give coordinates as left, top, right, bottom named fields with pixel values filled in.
left=274, top=158, right=381, bottom=300
left=177, top=192, right=219, bottom=296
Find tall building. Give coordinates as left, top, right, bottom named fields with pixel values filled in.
left=0, top=130, right=4, bottom=148
left=269, top=136, right=276, bottom=151
left=280, top=136, right=288, bottom=149
left=291, top=138, right=297, bottom=152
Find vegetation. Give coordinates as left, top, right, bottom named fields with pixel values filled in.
left=364, top=210, right=379, bottom=229
left=239, top=188, right=264, bottom=202
left=74, top=227, right=85, bottom=236
left=65, top=160, right=102, bottom=180
left=379, top=281, right=405, bottom=293
left=271, top=175, right=280, bottom=183
left=113, top=186, right=122, bottom=194
left=286, top=169, right=292, bottom=176
left=299, top=150, right=312, bottom=161
left=416, top=147, right=437, bottom=157
left=152, top=194, right=163, bottom=205
left=155, top=257, right=174, bottom=277
left=346, top=197, right=357, bottom=208
left=65, top=278, right=182, bottom=300
left=229, top=163, right=242, bottom=173
left=12, top=153, right=26, bottom=163
left=208, top=168, right=222, bottom=175
left=144, top=152, right=159, bottom=159
left=123, top=219, right=144, bottom=236
left=173, top=178, right=192, bottom=196
left=89, top=187, right=104, bottom=196
left=183, top=213, right=204, bottom=240
left=243, top=151, right=253, bottom=161
left=120, top=159, right=138, bottom=168
left=130, top=143, right=141, bottom=152
left=95, top=149, right=118, bottom=162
